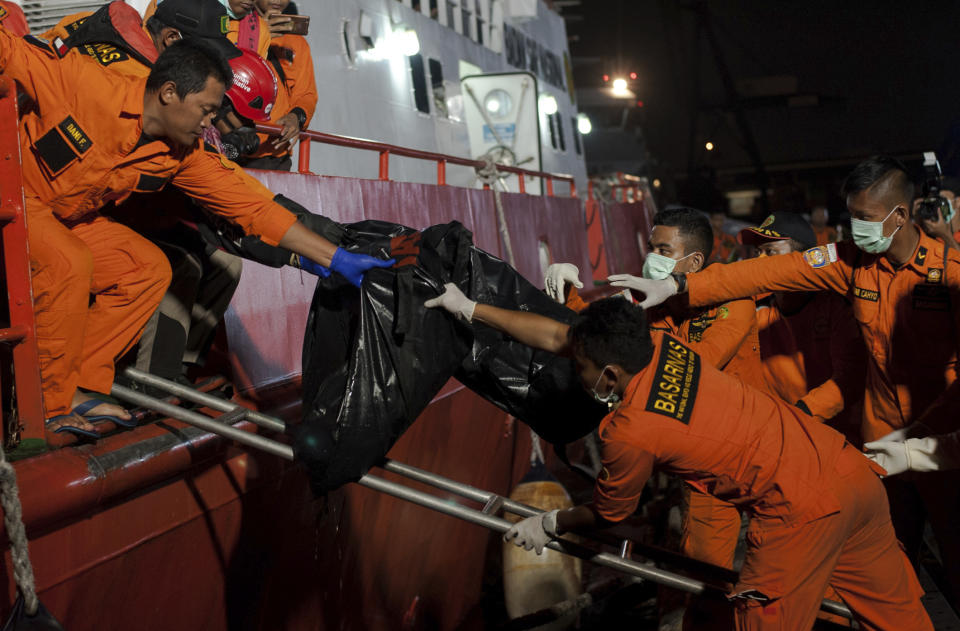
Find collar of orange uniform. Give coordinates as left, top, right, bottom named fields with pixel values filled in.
left=902, top=225, right=942, bottom=276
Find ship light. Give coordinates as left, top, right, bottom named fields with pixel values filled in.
left=370, top=27, right=420, bottom=59
left=611, top=78, right=629, bottom=96
left=577, top=113, right=592, bottom=135
left=705, top=141, right=715, bottom=151
left=539, top=94, right=558, bottom=115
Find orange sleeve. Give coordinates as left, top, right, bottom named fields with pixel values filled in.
left=689, top=244, right=855, bottom=308
left=172, top=146, right=297, bottom=246
left=564, top=285, right=590, bottom=313
left=687, top=298, right=755, bottom=371
left=0, top=23, right=74, bottom=105
left=278, top=35, right=316, bottom=124
left=591, top=434, right=655, bottom=523
left=799, top=296, right=865, bottom=420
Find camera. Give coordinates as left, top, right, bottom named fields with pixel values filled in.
left=915, top=152, right=953, bottom=222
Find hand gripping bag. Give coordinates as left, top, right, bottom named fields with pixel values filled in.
left=293, top=220, right=606, bottom=493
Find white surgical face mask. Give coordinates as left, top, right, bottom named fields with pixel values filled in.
left=642, top=252, right=694, bottom=280
left=590, top=365, right=620, bottom=406
left=850, top=206, right=901, bottom=254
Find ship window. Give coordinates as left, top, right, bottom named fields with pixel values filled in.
left=461, top=2, right=472, bottom=39
left=571, top=116, right=582, bottom=155
left=475, top=0, right=485, bottom=45
left=409, top=54, right=431, bottom=114
left=429, top=0, right=439, bottom=19
left=429, top=58, right=448, bottom=117
left=546, top=113, right=557, bottom=150
left=340, top=19, right=354, bottom=64
left=555, top=113, right=566, bottom=152
left=446, top=1, right=456, bottom=31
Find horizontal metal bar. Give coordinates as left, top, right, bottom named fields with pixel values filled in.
left=110, top=384, right=294, bottom=460
left=0, top=325, right=26, bottom=344
left=381, top=458, right=852, bottom=619
left=357, top=472, right=711, bottom=594
left=121, top=368, right=286, bottom=432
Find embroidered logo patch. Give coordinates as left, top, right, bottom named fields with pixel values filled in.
left=927, top=268, right=943, bottom=284
left=80, top=43, right=129, bottom=66
left=644, top=338, right=700, bottom=425
left=802, top=243, right=837, bottom=268
left=853, top=287, right=879, bottom=302
left=759, top=215, right=775, bottom=229
left=220, top=16, right=230, bottom=33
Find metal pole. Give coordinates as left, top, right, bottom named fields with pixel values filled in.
left=110, top=384, right=294, bottom=460
left=121, top=368, right=286, bottom=433
left=357, top=473, right=712, bottom=594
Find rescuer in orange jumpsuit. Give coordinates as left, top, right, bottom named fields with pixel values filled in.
left=0, top=33, right=392, bottom=439
left=425, top=289, right=932, bottom=630
left=0, top=2, right=28, bottom=36
left=710, top=210, right=740, bottom=264
left=810, top=206, right=838, bottom=246
left=230, top=0, right=317, bottom=171
left=547, top=208, right=765, bottom=629
left=613, top=155, right=960, bottom=609
left=222, top=0, right=272, bottom=58
left=739, top=212, right=865, bottom=438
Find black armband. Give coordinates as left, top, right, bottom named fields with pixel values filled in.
left=670, top=272, right=688, bottom=293
left=290, top=107, right=307, bottom=130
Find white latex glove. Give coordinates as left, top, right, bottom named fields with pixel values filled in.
left=424, top=282, right=477, bottom=322
left=871, top=422, right=931, bottom=444
left=863, top=440, right=910, bottom=476
left=503, top=509, right=558, bottom=555
left=865, top=436, right=959, bottom=474
left=607, top=274, right=678, bottom=309
left=544, top=263, right=583, bottom=303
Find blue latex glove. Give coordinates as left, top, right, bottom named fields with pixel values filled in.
left=328, top=248, right=395, bottom=287
left=297, top=255, right=332, bottom=278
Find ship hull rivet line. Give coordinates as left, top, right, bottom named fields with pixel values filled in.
left=109, top=377, right=852, bottom=620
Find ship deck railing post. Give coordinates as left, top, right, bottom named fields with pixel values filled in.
left=0, top=76, right=46, bottom=443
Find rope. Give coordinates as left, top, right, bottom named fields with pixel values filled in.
left=474, top=155, right=517, bottom=268
left=0, top=446, right=38, bottom=615
left=474, top=155, right=547, bottom=468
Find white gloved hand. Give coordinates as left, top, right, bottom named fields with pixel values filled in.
left=871, top=422, right=931, bottom=444
left=607, top=274, right=678, bottom=309
left=424, top=282, right=477, bottom=322
left=865, top=436, right=955, bottom=474
left=503, top=509, right=559, bottom=555
left=863, top=440, right=911, bottom=476
left=544, top=263, right=583, bottom=303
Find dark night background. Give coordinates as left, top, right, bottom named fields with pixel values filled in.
left=557, top=0, right=960, bottom=220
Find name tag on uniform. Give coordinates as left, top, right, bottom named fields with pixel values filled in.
left=853, top=287, right=878, bottom=302
left=645, top=338, right=701, bottom=424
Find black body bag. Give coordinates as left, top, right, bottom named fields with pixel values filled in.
left=292, top=219, right=606, bottom=493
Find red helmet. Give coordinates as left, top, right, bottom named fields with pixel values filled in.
left=225, top=49, right=278, bottom=122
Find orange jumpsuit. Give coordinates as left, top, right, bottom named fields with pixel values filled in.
left=756, top=292, right=865, bottom=425
left=0, top=2, right=28, bottom=36
left=686, top=227, right=960, bottom=604
left=593, top=332, right=931, bottom=631
left=649, top=299, right=765, bottom=574
left=710, top=232, right=740, bottom=264
left=813, top=225, right=837, bottom=246
left=245, top=33, right=317, bottom=162
left=226, top=13, right=271, bottom=58
left=0, top=27, right=297, bottom=416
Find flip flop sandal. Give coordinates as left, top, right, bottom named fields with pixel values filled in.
left=44, top=415, right=100, bottom=440
left=71, top=399, right=139, bottom=428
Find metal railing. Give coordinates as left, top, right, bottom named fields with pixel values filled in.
left=111, top=369, right=854, bottom=621
left=255, top=122, right=577, bottom=197
left=0, top=77, right=46, bottom=442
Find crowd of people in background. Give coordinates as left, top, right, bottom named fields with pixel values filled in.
left=2, top=1, right=960, bottom=629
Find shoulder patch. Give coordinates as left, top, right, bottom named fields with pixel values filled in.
left=915, top=246, right=928, bottom=267
left=926, top=268, right=943, bottom=284
left=802, top=243, right=837, bottom=268
left=644, top=338, right=701, bottom=425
